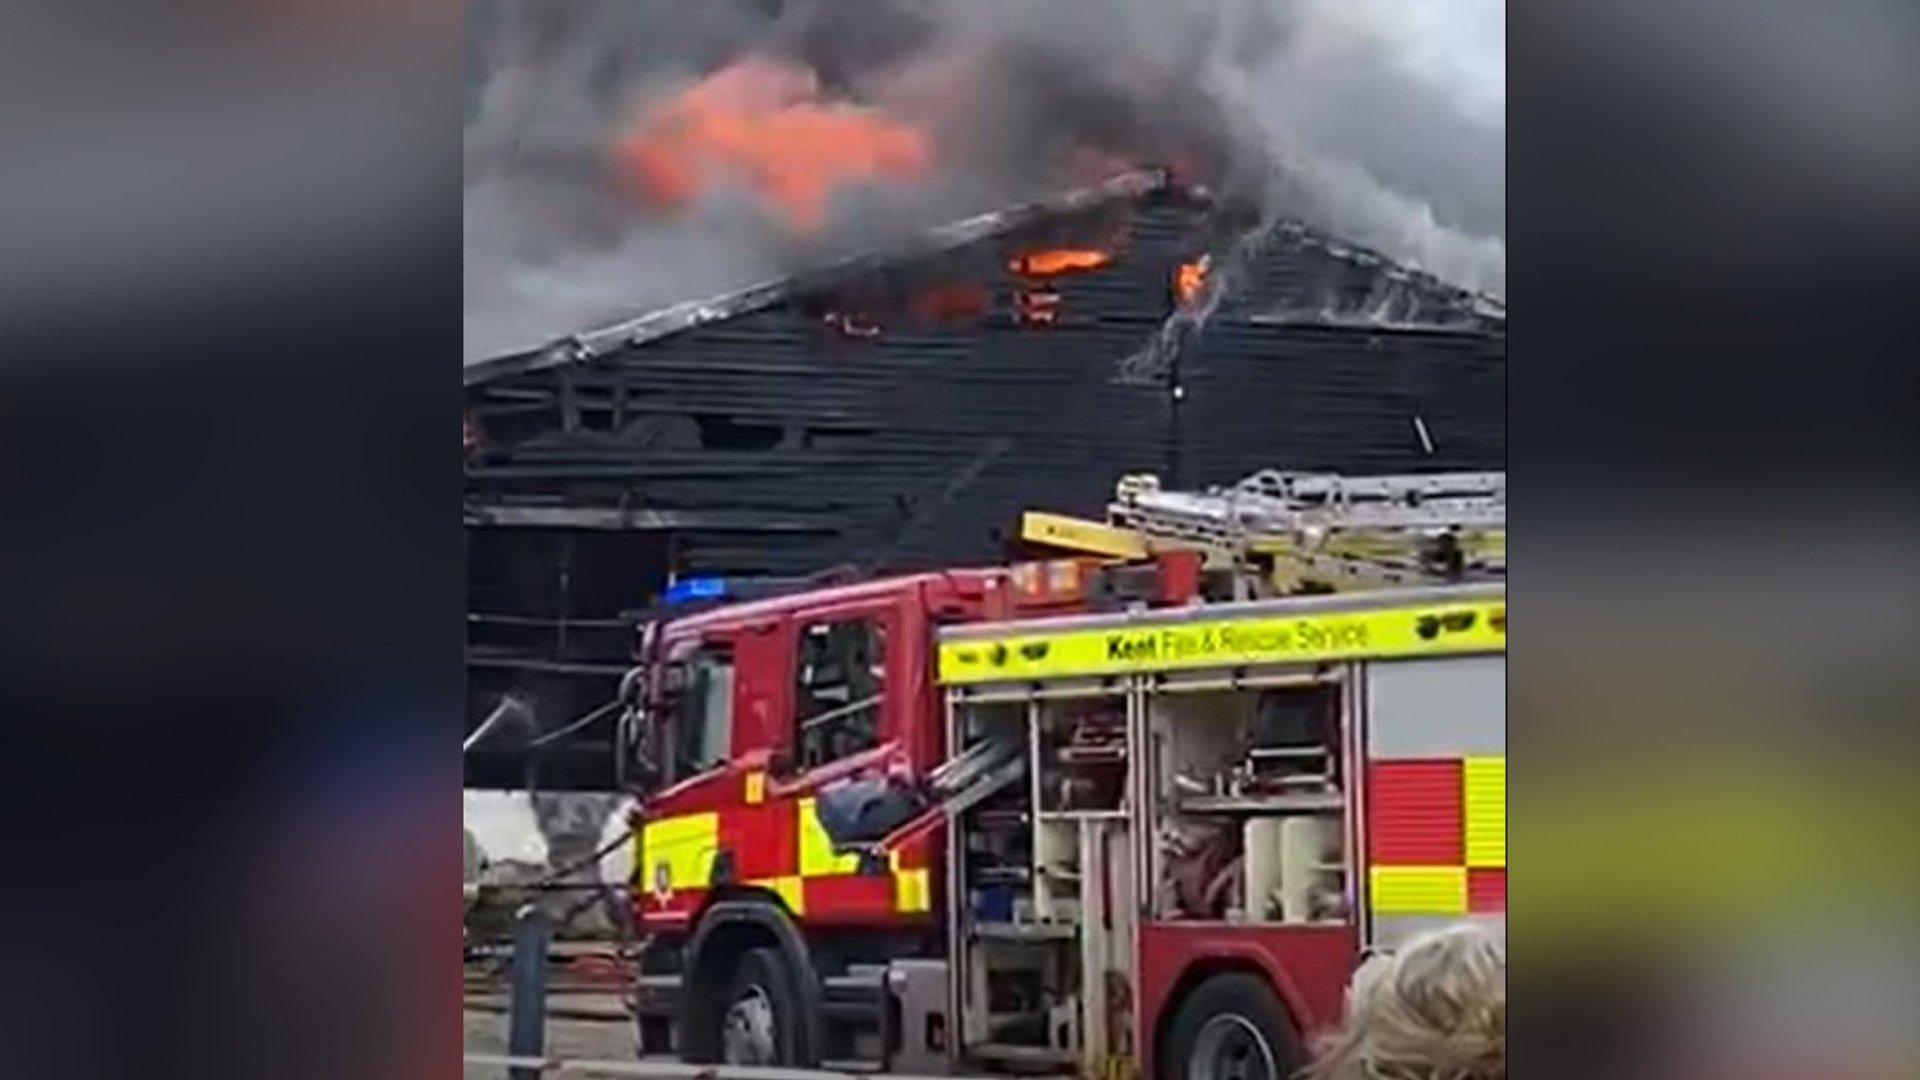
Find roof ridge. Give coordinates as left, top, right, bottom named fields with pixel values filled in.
left=463, top=169, right=1503, bottom=386
left=1253, top=218, right=1506, bottom=319
left=464, top=169, right=1170, bottom=386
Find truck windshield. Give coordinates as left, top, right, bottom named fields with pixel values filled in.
left=673, top=650, right=733, bottom=780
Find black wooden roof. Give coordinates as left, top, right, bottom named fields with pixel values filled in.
left=464, top=171, right=1504, bottom=577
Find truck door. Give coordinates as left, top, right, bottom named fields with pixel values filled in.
left=635, top=634, right=742, bottom=927
left=1360, top=653, right=1505, bottom=949
left=767, top=596, right=915, bottom=923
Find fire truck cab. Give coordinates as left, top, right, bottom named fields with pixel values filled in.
left=619, top=557, right=1504, bottom=1080
left=620, top=564, right=1109, bottom=1068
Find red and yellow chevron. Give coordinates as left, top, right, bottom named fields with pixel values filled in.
left=638, top=770, right=933, bottom=925
left=1367, top=756, right=1505, bottom=916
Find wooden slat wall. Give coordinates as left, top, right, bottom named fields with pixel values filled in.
left=463, top=199, right=1504, bottom=787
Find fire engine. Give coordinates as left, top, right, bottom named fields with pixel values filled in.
left=615, top=469, right=1505, bottom=1080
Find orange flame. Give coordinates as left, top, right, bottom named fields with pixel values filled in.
left=1175, top=255, right=1211, bottom=306
left=1007, top=248, right=1113, bottom=278
left=616, top=56, right=932, bottom=232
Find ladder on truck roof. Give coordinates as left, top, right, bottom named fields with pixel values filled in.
left=1024, top=468, right=1506, bottom=594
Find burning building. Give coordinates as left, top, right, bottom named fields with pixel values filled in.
left=463, top=169, right=1504, bottom=788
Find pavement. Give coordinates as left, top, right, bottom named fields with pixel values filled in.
left=464, top=1003, right=637, bottom=1079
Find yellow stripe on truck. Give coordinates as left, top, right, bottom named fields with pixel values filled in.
left=798, top=798, right=861, bottom=878
left=641, top=812, right=720, bottom=890
left=1463, top=756, right=1506, bottom=868
left=749, top=875, right=806, bottom=915
left=895, top=868, right=932, bottom=912
left=1370, top=866, right=1468, bottom=915
left=889, top=849, right=932, bottom=913
left=939, top=600, right=1505, bottom=684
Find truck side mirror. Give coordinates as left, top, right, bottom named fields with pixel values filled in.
left=617, top=666, right=647, bottom=707
left=614, top=697, right=661, bottom=796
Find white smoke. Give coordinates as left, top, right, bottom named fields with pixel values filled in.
left=1264, top=148, right=1507, bottom=297
left=1224, top=0, right=1506, bottom=295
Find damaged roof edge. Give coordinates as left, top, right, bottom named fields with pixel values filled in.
left=462, top=166, right=1506, bottom=388
left=1252, top=219, right=1506, bottom=322
left=463, top=168, right=1170, bottom=387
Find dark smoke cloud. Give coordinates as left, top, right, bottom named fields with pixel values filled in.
left=464, top=0, right=1504, bottom=363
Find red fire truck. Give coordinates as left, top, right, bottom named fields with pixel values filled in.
left=617, top=471, right=1505, bottom=1080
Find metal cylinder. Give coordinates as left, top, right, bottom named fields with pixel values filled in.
left=507, top=903, right=551, bottom=1080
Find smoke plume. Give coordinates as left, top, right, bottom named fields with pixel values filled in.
left=464, top=0, right=1504, bottom=363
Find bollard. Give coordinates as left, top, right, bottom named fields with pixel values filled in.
left=507, top=903, right=551, bottom=1080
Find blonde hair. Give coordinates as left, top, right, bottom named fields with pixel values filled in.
left=1304, top=923, right=1505, bottom=1080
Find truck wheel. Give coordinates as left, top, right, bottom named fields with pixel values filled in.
left=721, top=946, right=801, bottom=1065
left=1160, top=972, right=1303, bottom=1080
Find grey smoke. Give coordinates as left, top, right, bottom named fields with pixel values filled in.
left=464, top=0, right=1504, bottom=364
left=1229, top=0, right=1505, bottom=293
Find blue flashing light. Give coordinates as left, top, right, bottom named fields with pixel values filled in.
left=664, top=576, right=728, bottom=606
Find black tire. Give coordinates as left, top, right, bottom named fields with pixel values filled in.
left=719, top=946, right=803, bottom=1066
left=1159, top=972, right=1304, bottom=1080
